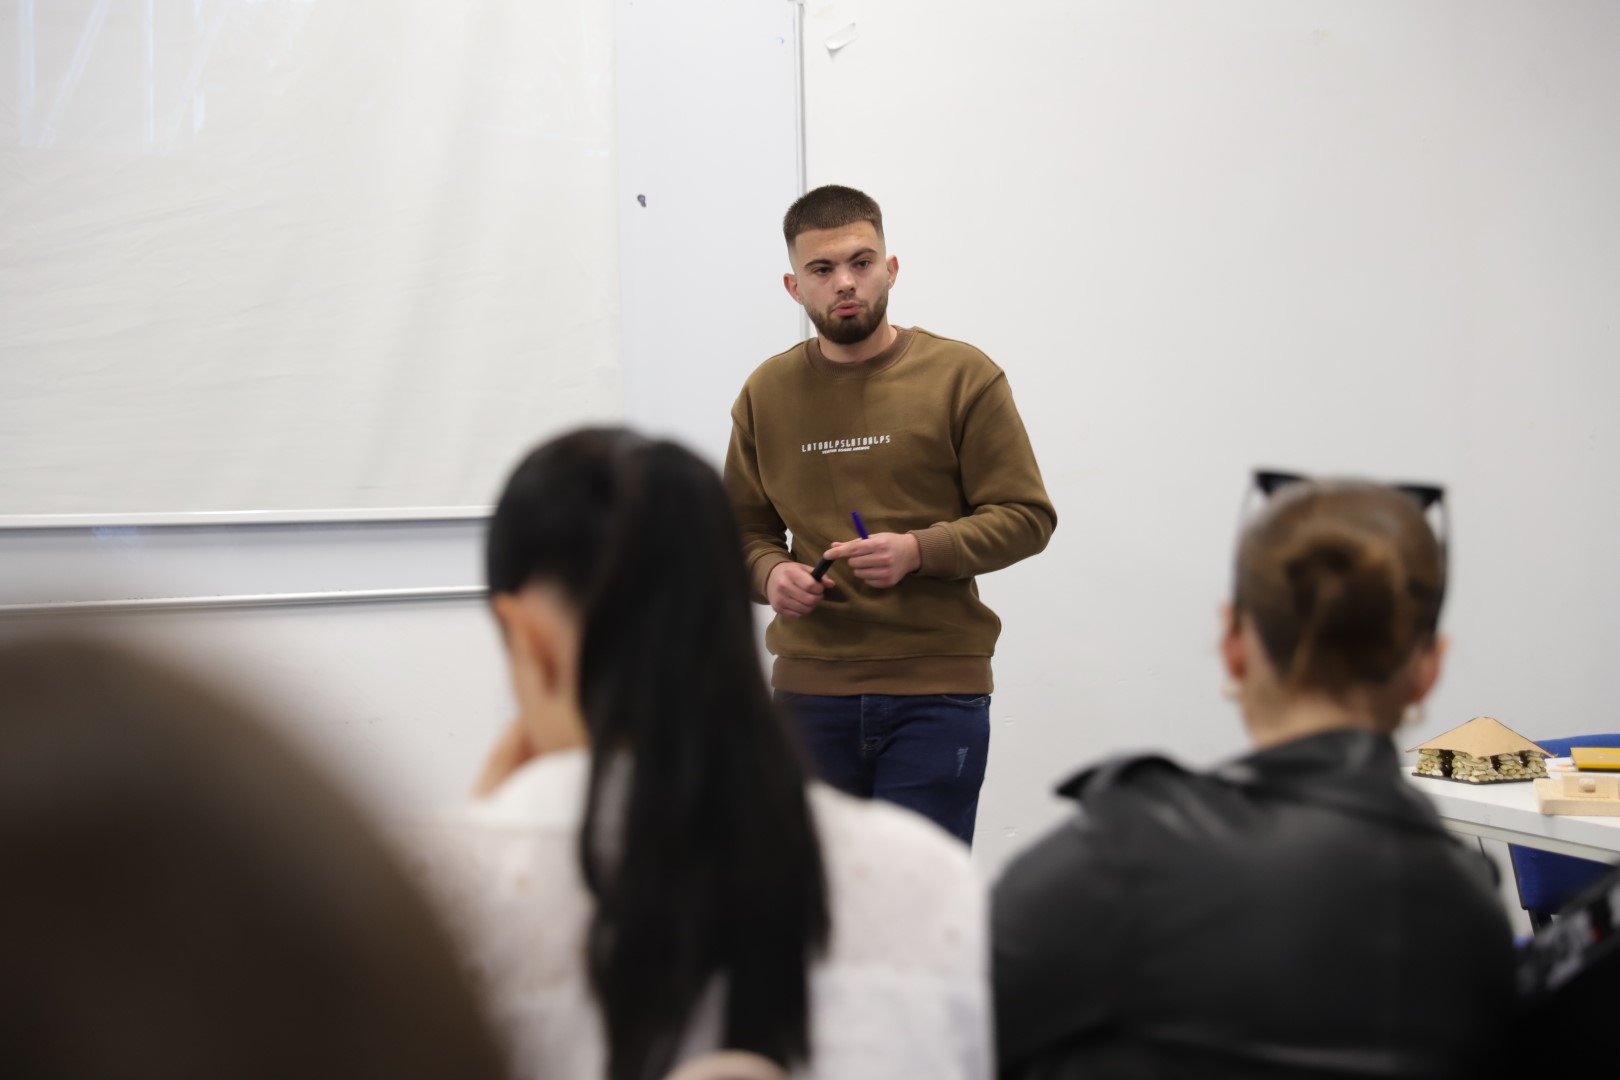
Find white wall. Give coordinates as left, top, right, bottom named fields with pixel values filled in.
left=801, top=0, right=1620, bottom=873
left=615, top=0, right=803, bottom=465
left=0, top=598, right=512, bottom=816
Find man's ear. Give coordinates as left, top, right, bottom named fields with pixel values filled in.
left=886, top=254, right=899, bottom=287
left=783, top=272, right=803, bottom=304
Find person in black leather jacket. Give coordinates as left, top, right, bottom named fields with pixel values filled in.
left=992, top=476, right=1516, bottom=1080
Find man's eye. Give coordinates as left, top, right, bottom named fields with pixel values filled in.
left=855, top=260, right=871, bottom=270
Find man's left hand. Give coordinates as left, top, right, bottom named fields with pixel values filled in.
left=824, top=532, right=921, bottom=589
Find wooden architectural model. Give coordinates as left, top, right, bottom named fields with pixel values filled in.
left=1408, top=716, right=1550, bottom=784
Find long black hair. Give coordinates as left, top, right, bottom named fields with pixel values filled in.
left=486, top=428, right=830, bottom=1080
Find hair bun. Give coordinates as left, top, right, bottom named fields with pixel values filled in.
left=1234, top=481, right=1444, bottom=700
left=1281, top=525, right=1414, bottom=689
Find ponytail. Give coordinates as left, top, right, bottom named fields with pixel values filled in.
left=488, top=429, right=830, bottom=1080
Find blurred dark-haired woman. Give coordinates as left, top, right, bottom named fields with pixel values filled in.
left=411, top=428, right=990, bottom=1080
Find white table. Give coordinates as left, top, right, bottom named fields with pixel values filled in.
left=1406, top=773, right=1620, bottom=863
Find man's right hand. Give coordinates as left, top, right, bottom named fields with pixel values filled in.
left=767, top=561, right=834, bottom=618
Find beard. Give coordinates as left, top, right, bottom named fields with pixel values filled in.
left=807, top=287, right=890, bottom=346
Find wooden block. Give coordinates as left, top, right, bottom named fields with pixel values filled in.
left=1535, top=774, right=1620, bottom=816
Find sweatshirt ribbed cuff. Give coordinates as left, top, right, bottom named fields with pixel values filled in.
left=911, top=526, right=956, bottom=579
left=750, top=552, right=794, bottom=604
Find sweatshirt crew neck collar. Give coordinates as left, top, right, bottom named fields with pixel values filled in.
left=806, top=327, right=914, bottom=379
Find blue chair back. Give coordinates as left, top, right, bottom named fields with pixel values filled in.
left=1509, top=734, right=1620, bottom=917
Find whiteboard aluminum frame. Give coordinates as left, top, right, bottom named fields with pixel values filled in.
left=0, top=585, right=485, bottom=617
left=0, top=507, right=492, bottom=531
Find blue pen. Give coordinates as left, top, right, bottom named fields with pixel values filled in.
left=852, top=511, right=869, bottom=539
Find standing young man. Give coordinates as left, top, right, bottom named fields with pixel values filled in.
left=723, top=185, right=1056, bottom=845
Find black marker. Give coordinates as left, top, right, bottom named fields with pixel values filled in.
left=810, top=510, right=866, bottom=583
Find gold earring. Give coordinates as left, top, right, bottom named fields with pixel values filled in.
left=1221, top=678, right=1240, bottom=701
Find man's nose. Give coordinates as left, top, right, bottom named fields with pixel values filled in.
left=832, top=266, right=856, bottom=291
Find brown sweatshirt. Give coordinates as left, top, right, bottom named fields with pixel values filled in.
left=724, top=327, right=1057, bottom=695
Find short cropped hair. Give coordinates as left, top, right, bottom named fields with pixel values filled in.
left=782, top=185, right=884, bottom=250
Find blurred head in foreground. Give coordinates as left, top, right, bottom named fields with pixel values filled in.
left=0, top=636, right=507, bottom=1080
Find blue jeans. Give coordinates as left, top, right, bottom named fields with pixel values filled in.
left=776, top=692, right=991, bottom=846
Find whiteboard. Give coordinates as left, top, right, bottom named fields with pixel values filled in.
left=0, top=0, right=621, bottom=517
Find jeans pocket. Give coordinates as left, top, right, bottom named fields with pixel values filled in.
left=937, top=693, right=990, bottom=707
